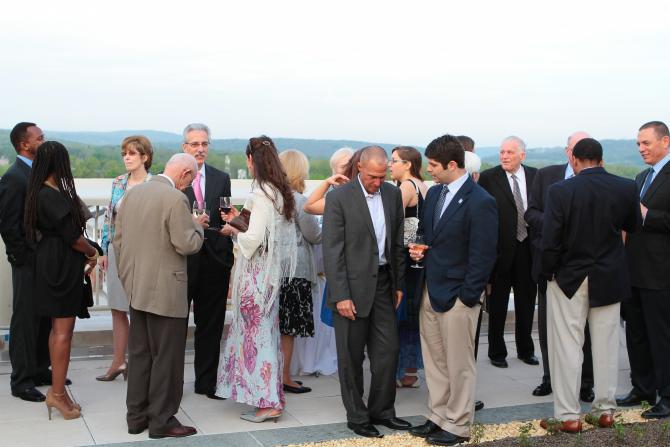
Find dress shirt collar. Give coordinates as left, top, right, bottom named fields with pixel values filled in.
left=158, top=173, right=175, bottom=188
left=197, top=163, right=206, bottom=178
left=445, top=172, right=469, bottom=194
left=565, top=163, right=574, bottom=179
left=652, top=152, right=670, bottom=175
left=17, top=155, right=33, bottom=167
left=505, top=165, right=525, bottom=181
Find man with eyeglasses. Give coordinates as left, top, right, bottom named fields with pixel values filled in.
left=181, top=123, right=234, bottom=400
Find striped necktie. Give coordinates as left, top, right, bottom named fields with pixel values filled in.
left=640, top=168, right=654, bottom=199
left=433, top=184, right=449, bottom=230
left=511, top=174, right=527, bottom=241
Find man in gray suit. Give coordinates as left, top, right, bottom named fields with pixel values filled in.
left=323, top=146, right=410, bottom=439
left=114, top=153, right=207, bottom=439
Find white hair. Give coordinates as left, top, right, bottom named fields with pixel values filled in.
left=329, top=147, right=354, bottom=172
left=501, top=135, right=526, bottom=152
left=182, top=123, right=211, bottom=142
left=464, top=151, right=482, bottom=174
left=166, top=153, right=198, bottom=173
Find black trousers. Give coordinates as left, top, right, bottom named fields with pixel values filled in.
left=333, top=268, right=398, bottom=424
left=9, top=261, right=51, bottom=392
left=127, top=307, right=187, bottom=433
left=623, top=287, right=670, bottom=400
left=537, top=282, right=593, bottom=388
left=488, top=238, right=537, bottom=361
left=187, top=248, right=231, bottom=395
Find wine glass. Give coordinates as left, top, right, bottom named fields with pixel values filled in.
left=410, top=233, right=429, bottom=269
left=219, top=197, right=232, bottom=221
left=192, top=201, right=206, bottom=218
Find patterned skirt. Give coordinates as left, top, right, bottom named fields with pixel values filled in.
left=279, top=278, right=315, bottom=337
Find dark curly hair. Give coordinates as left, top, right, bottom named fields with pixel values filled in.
left=246, top=136, right=295, bottom=221
left=24, top=141, right=87, bottom=242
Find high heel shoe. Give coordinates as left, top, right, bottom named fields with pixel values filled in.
left=46, top=389, right=81, bottom=420
left=240, top=408, right=282, bottom=423
left=96, top=363, right=128, bottom=382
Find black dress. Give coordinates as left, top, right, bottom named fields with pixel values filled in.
left=34, top=186, right=86, bottom=318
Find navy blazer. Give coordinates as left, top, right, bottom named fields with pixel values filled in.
left=541, top=167, right=641, bottom=306
left=419, top=176, right=498, bottom=312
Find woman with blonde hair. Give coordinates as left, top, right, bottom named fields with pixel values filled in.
left=277, top=149, right=322, bottom=393
left=97, top=136, right=152, bottom=381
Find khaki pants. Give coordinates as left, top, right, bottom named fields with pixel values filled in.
left=420, top=286, right=480, bottom=437
left=547, top=278, right=619, bottom=421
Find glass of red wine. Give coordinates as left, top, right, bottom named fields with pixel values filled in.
left=219, top=197, right=232, bottom=221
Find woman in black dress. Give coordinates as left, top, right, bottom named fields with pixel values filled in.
left=24, top=141, right=99, bottom=420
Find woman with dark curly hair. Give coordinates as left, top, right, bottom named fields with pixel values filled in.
left=24, top=141, right=100, bottom=420
left=215, top=136, right=298, bottom=423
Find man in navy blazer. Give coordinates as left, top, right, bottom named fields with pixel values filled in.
left=540, top=138, right=640, bottom=433
left=408, top=135, right=498, bottom=446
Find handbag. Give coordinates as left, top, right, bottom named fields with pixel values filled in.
left=228, top=208, right=251, bottom=232
left=403, top=180, right=422, bottom=247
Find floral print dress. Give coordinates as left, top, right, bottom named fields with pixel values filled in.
left=216, top=187, right=297, bottom=410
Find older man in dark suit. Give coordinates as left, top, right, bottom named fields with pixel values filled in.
left=323, top=146, right=409, bottom=439
left=408, top=135, right=498, bottom=446
left=181, top=123, right=234, bottom=400
left=525, top=132, right=594, bottom=401
left=0, top=122, right=54, bottom=402
left=478, top=136, right=538, bottom=368
left=540, top=138, right=640, bottom=434
left=618, top=121, right=670, bottom=419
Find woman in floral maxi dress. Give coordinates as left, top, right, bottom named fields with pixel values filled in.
left=216, top=136, right=297, bottom=422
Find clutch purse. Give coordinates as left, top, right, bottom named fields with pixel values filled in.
left=228, top=208, right=251, bottom=233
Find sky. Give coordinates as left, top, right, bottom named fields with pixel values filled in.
left=1, top=0, right=668, bottom=147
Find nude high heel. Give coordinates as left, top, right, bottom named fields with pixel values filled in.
left=46, top=389, right=81, bottom=420
left=96, top=363, right=128, bottom=382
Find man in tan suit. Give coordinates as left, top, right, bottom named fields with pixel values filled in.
left=114, top=153, right=207, bottom=439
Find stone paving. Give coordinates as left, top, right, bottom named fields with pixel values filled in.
left=0, top=327, right=634, bottom=447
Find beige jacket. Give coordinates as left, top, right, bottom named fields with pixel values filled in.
left=113, top=175, right=204, bottom=318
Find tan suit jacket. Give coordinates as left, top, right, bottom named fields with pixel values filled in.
left=113, top=175, right=204, bottom=318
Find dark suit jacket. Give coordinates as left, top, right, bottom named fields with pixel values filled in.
left=478, top=164, right=537, bottom=279
left=626, top=161, right=670, bottom=289
left=184, top=164, right=233, bottom=269
left=419, top=176, right=498, bottom=312
left=541, top=167, right=641, bottom=306
left=0, top=158, right=32, bottom=266
left=525, top=164, right=567, bottom=282
left=323, top=180, right=405, bottom=318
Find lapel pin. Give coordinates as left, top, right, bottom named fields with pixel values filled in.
left=458, top=198, right=463, bottom=204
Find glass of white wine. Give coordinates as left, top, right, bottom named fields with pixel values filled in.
left=409, top=233, right=429, bottom=269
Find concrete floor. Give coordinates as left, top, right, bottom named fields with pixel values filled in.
left=0, top=326, right=635, bottom=447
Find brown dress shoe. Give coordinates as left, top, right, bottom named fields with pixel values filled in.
left=149, top=424, right=197, bottom=439
left=540, top=418, right=582, bottom=434
left=585, top=412, right=614, bottom=428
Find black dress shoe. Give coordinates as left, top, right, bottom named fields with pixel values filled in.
left=475, top=400, right=484, bottom=411
left=642, top=401, right=670, bottom=419
left=426, top=429, right=470, bottom=446
left=347, top=422, right=383, bottom=438
left=128, top=423, right=148, bottom=435
left=580, top=387, right=595, bottom=403
left=33, top=374, right=72, bottom=386
left=616, top=390, right=657, bottom=407
left=206, top=393, right=226, bottom=400
left=371, top=417, right=412, bottom=430
left=149, top=424, right=197, bottom=439
left=283, top=383, right=312, bottom=393
left=12, top=387, right=46, bottom=402
left=518, top=355, right=539, bottom=365
left=409, top=420, right=441, bottom=438
left=533, top=382, right=552, bottom=396
left=490, top=359, right=508, bottom=368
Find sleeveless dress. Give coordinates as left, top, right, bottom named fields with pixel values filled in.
left=396, top=179, right=425, bottom=378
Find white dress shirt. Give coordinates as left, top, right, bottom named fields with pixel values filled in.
left=506, top=166, right=528, bottom=211
left=438, top=172, right=470, bottom=219
left=358, top=175, right=387, bottom=265
left=564, top=163, right=574, bottom=179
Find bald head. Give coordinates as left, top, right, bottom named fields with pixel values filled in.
left=567, top=131, right=591, bottom=151
left=359, top=146, right=388, bottom=166
left=164, top=153, right=198, bottom=190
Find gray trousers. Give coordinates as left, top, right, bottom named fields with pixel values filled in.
left=126, top=307, right=187, bottom=433
left=333, top=268, right=399, bottom=424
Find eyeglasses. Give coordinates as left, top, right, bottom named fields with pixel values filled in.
left=389, top=159, right=407, bottom=165
left=185, top=141, right=209, bottom=149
